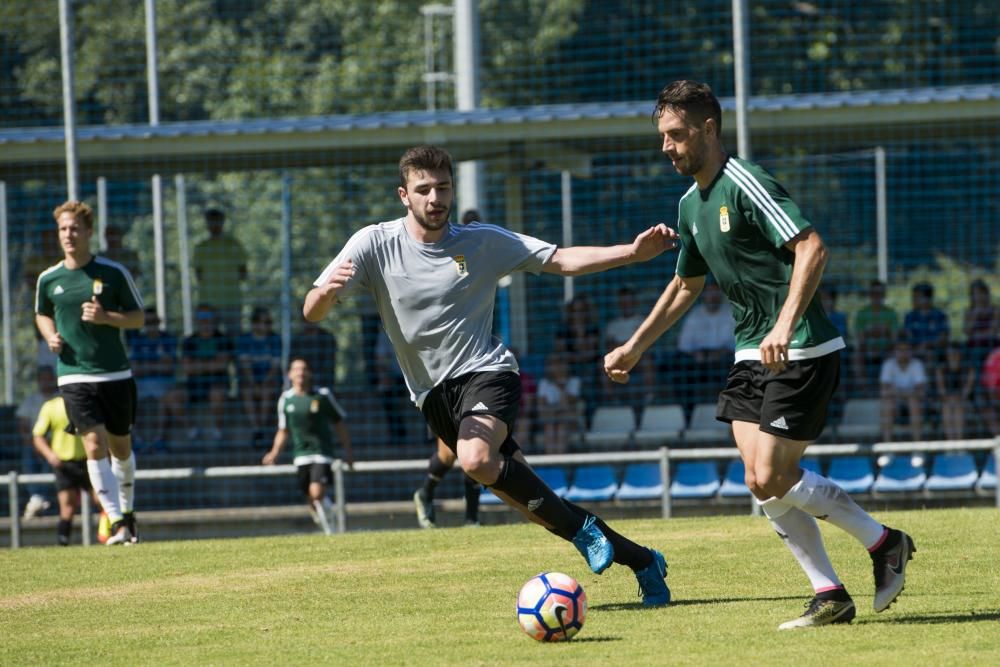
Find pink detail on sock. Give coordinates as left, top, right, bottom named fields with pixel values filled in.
left=867, top=527, right=889, bottom=552
left=815, top=584, right=845, bottom=594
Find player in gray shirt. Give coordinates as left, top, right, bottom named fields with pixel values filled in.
left=305, top=145, right=675, bottom=605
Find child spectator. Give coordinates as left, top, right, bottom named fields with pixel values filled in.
left=880, top=336, right=927, bottom=442
left=935, top=344, right=975, bottom=441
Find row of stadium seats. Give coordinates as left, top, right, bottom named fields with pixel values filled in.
left=481, top=453, right=997, bottom=504
left=584, top=398, right=974, bottom=447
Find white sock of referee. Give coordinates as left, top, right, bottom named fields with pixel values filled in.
left=87, top=459, right=123, bottom=523
left=761, top=497, right=845, bottom=595
left=111, top=452, right=136, bottom=515
left=780, top=469, right=886, bottom=549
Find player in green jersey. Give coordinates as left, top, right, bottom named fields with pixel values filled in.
left=35, top=200, right=145, bottom=546
left=262, top=358, right=355, bottom=533
left=604, top=80, right=914, bottom=629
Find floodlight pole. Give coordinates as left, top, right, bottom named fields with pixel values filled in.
left=732, top=0, right=752, bottom=160
left=58, top=0, right=79, bottom=200
left=146, top=0, right=167, bottom=326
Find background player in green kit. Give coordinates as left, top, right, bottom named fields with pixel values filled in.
left=35, top=200, right=144, bottom=546
left=262, top=358, right=355, bottom=533
left=604, top=80, right=915, bottom=629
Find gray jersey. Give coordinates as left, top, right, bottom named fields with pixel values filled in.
left=314, top=218, right=557, bottom=406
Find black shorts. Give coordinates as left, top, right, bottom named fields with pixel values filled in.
left=61, top=378, right=137, bottom=436
left=297, top=462, right=333, bottom=496
left=421, top=371, right=522, bottom=457
left=54, top=459, right=92, bottom=492
left=716, top=353, right=840, bottom=441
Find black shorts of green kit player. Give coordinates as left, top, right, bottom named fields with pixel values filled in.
left=716, top=352, right=840, bottom=442
left=54, top=459, right=93, bottom=493
left=297, top=462, right=333, bottom=496
left=60, top=378, right=137, bottom=436
left=421, top=371, right=522, bottom=457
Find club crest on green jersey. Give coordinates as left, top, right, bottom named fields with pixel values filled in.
left=719, top=206, right=731, bottom=232
left=454, top=254, right=468, bottom=277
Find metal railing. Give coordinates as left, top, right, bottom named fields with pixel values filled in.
left=4, top=438, right=998, bottom=549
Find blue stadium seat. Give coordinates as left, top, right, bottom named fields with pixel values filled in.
left=615, top=463, right=663, bottom=500
left=977, top=454, right=997, bottom=492
left=669, top=461, right=721, bottom=499
left=873, top=455, right=927, bottom=493
left=924, top=453, right=979, bottom=491
left=826, top=456, right=875, bottom=494
left=479, top=466, right=569, bottom=505
left=564, top=465, right=619, bottom=502
left=718, top=459, right=751, bottom=497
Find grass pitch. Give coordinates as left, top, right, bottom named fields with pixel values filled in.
left=1, top=507, right=998, bottom=665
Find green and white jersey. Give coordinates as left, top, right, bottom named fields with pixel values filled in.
left=277, top=386, right=347, bottom=464
left=35, top=256, right=143, bottom=385
left=675, top=157, right=844, bottom=362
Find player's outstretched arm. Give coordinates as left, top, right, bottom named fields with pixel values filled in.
left=542, top=224, right=678, bottom=276
left=304, top=259, right=355, bottom=322
left=604, top=274, right=704, bottom=384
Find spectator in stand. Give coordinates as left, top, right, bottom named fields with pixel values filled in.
left=965, top=280, right=1000, bottom=436
left=935, top=344, right=975, bottom=441
left=128, top=307, right=184, bottom=449
left=290, top=320, right=338, bottom=391
left=880, top=335, right=927, bottom=443
left=375, top=327, right=410, bottom=445
left=16, top=365, right=58, bottom=520
left=103, top=224, right=141, bottom=281
left=603, top=285, right=654, bottom=408
left=536, top=353, right=582, bottom=455
left=193, top=207, right=247, bottom=335
left=237, top=306, right=282, bottom=441
left=554, top=294, right=602, bottom=421
left=981, top=347, right=1000, bottom=435
left=903, top=281, right=949, bottom=367
left=675, top=280, right=735, bottom=410
left=852, top=280, right=899, bottom=391
left=820, top=286, right=849, bottom=342
left=181, top=304, right=234, bottom=441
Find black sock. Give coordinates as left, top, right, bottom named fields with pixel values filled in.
left=816, top=587, right=852, bottom=602
left=488, top=456, right=584, bottom=540
left=562, top=500, right=653, bottom=572
left=422, top=453, right=452, bottom=499
left=463, top=474, right=480, bottom=522
left=57, top=519, right=72, bottom=546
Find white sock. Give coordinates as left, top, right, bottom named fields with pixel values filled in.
left=87, top=459, right=122, bottom=523
left=111, top=452, right=136, bottom=514
left=761, top=497, right=842, bottom=593
left=781, top=469, right=885, bottom=549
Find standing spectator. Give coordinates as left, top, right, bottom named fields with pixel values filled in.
left=603, top=285, right=655, bottom=407
left=181, top=304, right=233, bottom=441
left=903, top=282, right=949, bottom=366
left=262, top=358, right=354, bottom=532
left=31, top=394, right=103, bottom=546
left=852, top=280, right=899, bottom=390
left=16, top=366, right=58, bottom=520
left=193, top=208, right=247, bottom=335
left=128, top=307, right=184, bottom=449
left=290, top=320, right=339, bottom=391
left=237, top=306, right=282, bottom=441
left=536, top=353, right=582, bottom=455
left=675, top=280, right=735, bottom=410
left=35, top=199, right=145, bottom=546
left=935, top=345, right=975, bottom=441
left=880, top=336, right=928, bottom=442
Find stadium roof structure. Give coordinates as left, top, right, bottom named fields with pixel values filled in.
left=1, top=83, right=997, bottom=181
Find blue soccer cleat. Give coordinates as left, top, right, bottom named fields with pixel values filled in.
left=635, top=548, right=671, bottom=606
left=571, top=515, right=614, bottom=574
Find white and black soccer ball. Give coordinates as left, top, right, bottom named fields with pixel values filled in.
left=516, top=571, right=587, bottom=642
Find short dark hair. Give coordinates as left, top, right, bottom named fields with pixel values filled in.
left=205, top=208, right=225, bottom=224
left=652, top=80, right=722, bottom=132
left=460, top=209, right=481, bottom=225
left=912, top=282, right=934, bottom=298
left=399, top=145, right=453, bottom=188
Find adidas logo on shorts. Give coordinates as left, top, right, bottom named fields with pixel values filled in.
left=770, top=416, right=789, bottom=430
left=472, top=402, right=489, bottom=411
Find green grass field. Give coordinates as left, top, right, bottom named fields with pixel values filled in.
left=2, top=507, right=998, bottom=665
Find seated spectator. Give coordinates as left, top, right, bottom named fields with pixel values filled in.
left=964, top=279, right=999, bottom=367
left=880, top=336, right=927, bottom=442
left=536, top=354, right=582, bottom=455
left=181, top=304, right=234, bottom=441
left=852, top=280, right=899, bottom=391
left=290, top=320, right=338, bottom=391
left=978, top=346, right=1000, bottom=436
left=935, top=344, right=975, bottom=441
left=237, top=307, right=282, bottom=440
left=375, top=328, right=410, bottom=445
left=674, top=281, right=735, bottom=411
left=820, top=286, right=849, bottom=342
left=510, top=347, right=538, bottom=450
left=602, top=285, right=654, bottom=408
left=554, top=294, right=602, bottom=421
left=16, top=365, right=58, bottom=520
left=903, top=281, right=949, bottom=366
left=128, top=307, right=184, bottom=449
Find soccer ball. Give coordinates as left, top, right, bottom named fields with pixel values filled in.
left=516, top=571, right=587, bottom=642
